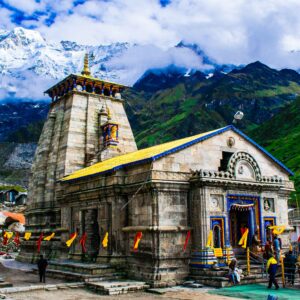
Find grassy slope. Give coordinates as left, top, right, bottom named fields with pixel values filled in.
left=248, top=97, right=300, bottom=205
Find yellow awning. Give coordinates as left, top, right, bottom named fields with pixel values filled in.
left=61, top=127, right=227, bottom=182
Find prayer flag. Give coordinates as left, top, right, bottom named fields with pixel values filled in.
left=13, top=232, right=20, bottom=246
left=4, top=232, right=13, bottom=239
left=102, top=232, right=108, bottom=248
left=66, top=232, right=77, bottom=247
left=238, top=228, right=249, bottom=248
left=44, top=232, right=55, bottom=241
left=133, top=232, right=143, bottom=251
left=183, top=230, right=191, bottom=252
left=206, top=230, right=213, bottom=248
left=36, top=233, right=44, bottom=253
left=2, top=235, right=8, bottom=246
left=79, top=232, right=87, bottom=253
left=24, top=232, right=31, bottom=240
left=269, top=225, right=285, bottom=235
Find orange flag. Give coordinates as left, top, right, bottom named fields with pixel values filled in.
left=102, top=232, right=108, bottom=248
left=66, top=232, right=77, bottom=247
left=44, top=233, right=55, bottom=241
left=133, top=232, right=143, bottom=251
left=238, top=228, right=249, bottom=249
left=24, top=232, right=31, bottom=240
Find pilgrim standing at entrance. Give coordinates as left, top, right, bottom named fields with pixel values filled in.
left=37, top=255, right=48, bottom=283
left=284, top=250, right=297, bottom=285
left=266, top=253, right=279, bottom=290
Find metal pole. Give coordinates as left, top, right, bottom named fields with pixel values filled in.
left=280, top=251, right=285, bottom=287
left=247, top=247, right=250, bottom=275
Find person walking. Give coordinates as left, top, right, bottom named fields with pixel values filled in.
left=266, top=253, right=279, bottom=290
left=37, top=255, right=48, bottom=283
left=284, top=250, right=297, bottom=285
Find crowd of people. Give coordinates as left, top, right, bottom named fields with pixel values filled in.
left=228, top=229, right=300, bottom=289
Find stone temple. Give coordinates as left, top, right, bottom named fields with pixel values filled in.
left=19, top=55, right=294, bottom=286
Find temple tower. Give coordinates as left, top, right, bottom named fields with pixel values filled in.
left=19, top=54, right=137, bottom=261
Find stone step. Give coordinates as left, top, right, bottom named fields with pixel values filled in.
left=49, top=260, right=116, bottom=276
left=189, top=274, right=268, bottom=288
left=0, top=282, right=13, bottom=288
left=42, top=268, right=125, bottom=282
left=86, top=280, right=150, bottom=295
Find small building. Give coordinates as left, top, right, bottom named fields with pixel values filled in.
left=15, top=193, right=27, bottom=206
left=0, top=189, right=19, bottom=203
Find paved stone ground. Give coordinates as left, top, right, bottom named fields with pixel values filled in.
left=7, top=288, right=238, bottom=300
left=0, top=258, right=237, bottom=300
left=0, top=258, right=67, bottom=286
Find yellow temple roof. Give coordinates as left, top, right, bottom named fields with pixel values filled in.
left=60, top=125, right=294, bottom=183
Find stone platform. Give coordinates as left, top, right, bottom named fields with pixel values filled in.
left=35, top=260, right=126, bottom=282
left=86, top=280, right=150, bottom=295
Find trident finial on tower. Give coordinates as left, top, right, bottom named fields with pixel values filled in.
left=81, top=53, right=91, bottom=76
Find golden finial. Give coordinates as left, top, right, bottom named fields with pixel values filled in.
left=81, top=53, right=91, bottom=76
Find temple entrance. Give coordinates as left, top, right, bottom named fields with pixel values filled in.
left=227, top=194, right=262, bottom=248
left=230, top=208, right=250, bottom=246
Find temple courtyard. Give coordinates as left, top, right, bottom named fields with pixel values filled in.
left=1, top=257, right=300, bottom=300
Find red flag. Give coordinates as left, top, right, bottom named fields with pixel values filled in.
left=36, top=233, right=43, bottom=253
left=14, top=232, right=20, bottom=246
left=183, top=230, right=191, bottom=252
left=133, top=232, right=143, bottom=251
left=2, top=235, right=8, bottom=246
left=79, top=232, right=87, bottom=253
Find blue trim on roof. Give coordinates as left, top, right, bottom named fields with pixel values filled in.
left=230, top=125, right=294, bottom=176
left=62, top=124, right=293, bottom=183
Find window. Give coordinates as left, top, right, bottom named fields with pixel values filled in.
left=219, top=151, right=234, bottom=171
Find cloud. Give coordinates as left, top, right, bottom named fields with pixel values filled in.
left=107, top=44, right=211, bottom=84
left=2, top=0, right=300, bottom=71
left=0, top=71, right=55, bottom=100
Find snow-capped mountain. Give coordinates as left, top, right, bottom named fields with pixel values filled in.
left=0, top=27, right=130, bottom=79
left=0, top=27, right=133, bottom=100
left=0, top=27, right=229, bottom=101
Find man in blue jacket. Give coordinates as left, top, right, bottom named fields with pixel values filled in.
left=267, top=253, right=279, bottom=290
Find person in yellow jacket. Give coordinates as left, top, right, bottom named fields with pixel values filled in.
left=266, top=253, right=279, bottom=290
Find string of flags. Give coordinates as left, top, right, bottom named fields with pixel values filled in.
left=1, top=230, right=192, bottom=252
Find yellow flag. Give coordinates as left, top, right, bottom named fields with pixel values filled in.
left=4, top=232, right=13, bottom=239
left=102, top=232, right=108, bottom=248
left=238, top=228, right=249, bottom=248
left=66, top=232, right=77, bottom=247
left=24, top=232, right=32, bottom=240
left=269, top=225, right=285, bottom=235
left=44, top=232, right=55, bottom=241
left=206, top=230, right=213, bottom=248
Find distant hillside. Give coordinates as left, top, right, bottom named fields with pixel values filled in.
left=249, top=97, right=300, bottom=205
left=1, top=61, right=300, bottom=195
left=126, top=61, right=300, bottom=148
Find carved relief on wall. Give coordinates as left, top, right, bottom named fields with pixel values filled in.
left=235, top=160, right=255, bottom=181
left=263, top=197, right=275, bottom=212
left=210, top=194, right=224, bottom=212
left=228, top=151, right=262, bottom=181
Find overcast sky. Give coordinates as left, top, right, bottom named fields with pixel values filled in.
left=1, top=0, right=300, bottom=69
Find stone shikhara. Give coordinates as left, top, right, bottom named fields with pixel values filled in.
left=18, top=56, right=294, bottom=287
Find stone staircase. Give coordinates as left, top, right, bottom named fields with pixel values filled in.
left=189, top=249, right=268, bottom=287
left=34, top=260, right=126, bottom=282
left=86, top=280, right=150, bottom=295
